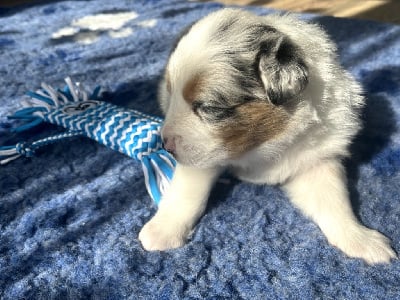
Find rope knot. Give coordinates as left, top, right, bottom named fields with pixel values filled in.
left=16, top=142, right=35, bottom=157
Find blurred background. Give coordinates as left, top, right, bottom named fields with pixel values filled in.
left=1, top=0, right=399, bottom=24
left=200, top=0, right=400, bottom=24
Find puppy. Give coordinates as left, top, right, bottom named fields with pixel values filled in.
left=139, top=8, right=396, bottom=264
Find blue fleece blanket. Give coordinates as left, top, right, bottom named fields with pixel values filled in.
left=1, top=1, right=399, bottom=299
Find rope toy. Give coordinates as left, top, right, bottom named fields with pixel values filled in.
left=0, top=78, right=176, bottom=204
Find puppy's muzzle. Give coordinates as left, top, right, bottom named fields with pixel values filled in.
left=161, top=125, right=179, bottom=157
left=162, top=136, right=176, bottom=155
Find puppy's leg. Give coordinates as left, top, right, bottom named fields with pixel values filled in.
left=139, top=164, right=220, bottom=251
left=284, top=159, right=396, bottom=264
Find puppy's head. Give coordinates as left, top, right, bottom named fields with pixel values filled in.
left=159, top=9, right=308, bottom=168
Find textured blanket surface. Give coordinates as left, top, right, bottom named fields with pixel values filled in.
left=1, top=1, right=400, bottom=299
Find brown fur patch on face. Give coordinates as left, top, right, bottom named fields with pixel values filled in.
left=219, top=101, right=289, bottom=157
left=182, top=73, right=205, bottom=104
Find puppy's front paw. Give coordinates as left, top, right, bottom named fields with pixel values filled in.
left=139, top=214, right=187, bottom=251
left=332, top=226, right=397, bottom=265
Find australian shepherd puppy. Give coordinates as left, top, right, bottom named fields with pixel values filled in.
left=139, top=8, right=396, bottom=264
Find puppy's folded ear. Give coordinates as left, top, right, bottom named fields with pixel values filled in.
left=257, top=36, right=308, bottom=105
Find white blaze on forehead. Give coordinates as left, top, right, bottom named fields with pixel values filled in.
left=168, top=9, right=254, bottom=94
left=168, top=13, right=224, bottom=85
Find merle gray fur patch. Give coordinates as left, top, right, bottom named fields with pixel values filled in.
left=257, top=36, right=309, bottom=105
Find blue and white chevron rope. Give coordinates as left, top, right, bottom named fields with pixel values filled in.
left=0, top=77, right=176, bottom=204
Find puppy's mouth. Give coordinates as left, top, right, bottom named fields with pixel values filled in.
left=166, top=149, right=190, bottom=166
left=166, top=149, right=180, bottom=162
left=170, top=148, right=225, bottom=169
left=162, top=145, right=185, bottom=165
left=162, top=136, right=225, bottom=168
left=164, top=145, right=202, bottom=167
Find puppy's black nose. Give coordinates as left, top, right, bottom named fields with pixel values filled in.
left=162, top=136, right=176, bottom=154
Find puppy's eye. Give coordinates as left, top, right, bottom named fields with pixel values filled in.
left=193, top=101, right=235, bottom=122
left=192, top=101, right=203, bottom=116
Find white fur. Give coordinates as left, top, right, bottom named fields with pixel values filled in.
left=139, top=165, right=221, bottom=250
left=139, top=9, right=396, bottom=264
